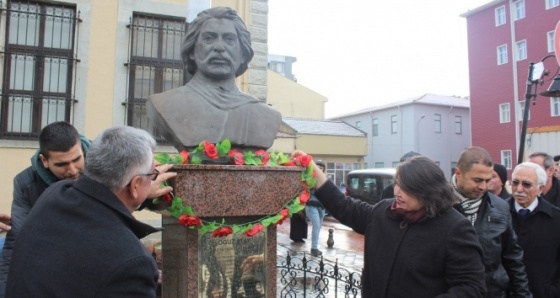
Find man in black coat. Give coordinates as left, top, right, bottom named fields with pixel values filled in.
left=509, top=162, right=560, bottom=297
left=529, top=152, right=560, bottom=207
left=5, top=126, right=161, bottom=297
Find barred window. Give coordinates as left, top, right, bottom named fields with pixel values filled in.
left=126, top=13, right=186, bottom=142
left=0, top=1, right=80, bottom=139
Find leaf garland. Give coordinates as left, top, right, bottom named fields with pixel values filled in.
left=152, top=139, right=315, bottom=238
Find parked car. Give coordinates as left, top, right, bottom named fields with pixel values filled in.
left=345, top=168, right=396, bottom=205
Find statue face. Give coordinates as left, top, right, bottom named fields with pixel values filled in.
left=190, top=18, right=242, bottom=80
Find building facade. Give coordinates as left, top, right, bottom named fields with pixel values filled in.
left=462, top=0, right=560, bottom=172
left=331, top=94, right=471, bottom=179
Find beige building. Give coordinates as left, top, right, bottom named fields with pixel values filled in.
left=0, top=0, right=366, bottom=218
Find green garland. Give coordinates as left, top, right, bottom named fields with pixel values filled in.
left=152, top=139, right=316, bottom=238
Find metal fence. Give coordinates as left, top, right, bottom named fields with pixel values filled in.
left=276, top=252, right=362, bottom=297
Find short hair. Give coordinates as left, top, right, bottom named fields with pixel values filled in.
left=84, top=126, right=156, bottom=191
left=395, top=156, right=455, bottom=217
left=513, top=162, right=547, bottom=187
left=39, top=121, right=80, bottom=159
left=181, top=7, right=254, bottom=77
left=456, top=147, right=493, bottom=173
left=528, top=152, right=554, bottom=170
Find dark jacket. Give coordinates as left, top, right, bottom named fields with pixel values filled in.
left=508, top=197, right=560, bottom=298
left=316, top=180, right=487, bottom=297
left=454, top=192, right=532, bottom=298
left=0, top=136, right=91, bottom=296
left=497, top=187, right=511, bottom=200
left=542, top=177, right=560, bottom=208
left=5, top=176, right=159, bottom=298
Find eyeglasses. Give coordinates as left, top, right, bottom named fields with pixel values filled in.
left=138, top=170, right=159, bottom=181
left=511, top=180, right=533, bottom=189
left=127, top=170, right=159, bottom=187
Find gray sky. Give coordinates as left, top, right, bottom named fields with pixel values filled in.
left=268, top=0, right=491, bottom=118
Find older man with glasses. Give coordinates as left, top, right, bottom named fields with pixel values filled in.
left=509, top=161, right=560, bottom=298
left=5, top=126, right=163, bottom=297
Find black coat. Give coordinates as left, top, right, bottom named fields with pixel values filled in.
left=454, top=192, right=531, bottom=298
left=316, top=180, right=487, bottom=297
left=508, top=197, right=560, bottom=298
left=5, top=176, right=160, bottom=298
left=542, top=177, right=560, bottom=208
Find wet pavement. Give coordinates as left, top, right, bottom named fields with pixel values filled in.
left=276, top=215, right=364, bottom=272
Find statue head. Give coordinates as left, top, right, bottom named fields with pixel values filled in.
left=181, top=7, right=254, bottom=78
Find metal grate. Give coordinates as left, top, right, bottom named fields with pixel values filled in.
left=0, top=0, right=80, bottom=139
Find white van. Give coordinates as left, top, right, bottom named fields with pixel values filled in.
left=345, top=168, right=396, bottom=205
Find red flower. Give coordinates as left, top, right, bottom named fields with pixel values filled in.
left=295, top=154, right=313, bottom=167
left=254, top=150, right=270, bottom=165
left=160, top=193, right=173, bottom=203
left=245, top=223, right=264, bottom=237
left=277, top=208, right=290, bottom=225
left=203, top=141, right=219, bottom=159
left=178, top=214, right=202, bottom=227
left=228, top=149, right=244, bottom=165
left=179, top=150, right=189, bottom=164
left=282, top=160, right=296, bottom=166
left=299, top=189, right=310, bottom=204
left=212, top=226, right=234, bottom=238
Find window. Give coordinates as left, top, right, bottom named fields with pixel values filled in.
left=551, top=97, right=560, bottom=116
left=374, top=162, right=384, bottom=168
left=501, top=150, right=512, bottom=169
left=392, top=161, right=399, bottom=168
left=434, top=114, right=441, bottom=133
left=495, top=6, right=506, bottom=26
left=451, top=162, right=457, bottom=177
left=391, top=115, right=397, bottom=134
left=269, top=61, right=284, bottom=73
left=372, top=118, right=379, bottom=136
left=548, top=31, right=556, bottom=53
left=519, top=100, right=531, bottom=120
left=0, top=2, right=80, bottom=139
left=497, top=45, right=508, bottom=65
left=516, top=40, right=527, bottom=61
left=513, top=0, right=525, bottom=20
left=355, top=121, right=361, bottom=129
left=454, top=116, right=462, bottom=134
left=500, top=103, right=511, bottom=123
left=329, top=162, right=360, bottom=188
left=126, top=13, right=186, bottom=142
left=546, top=0, right=559, bottom=9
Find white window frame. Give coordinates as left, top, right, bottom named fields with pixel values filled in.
left=434, top=114, right=441, bottom=133
left=454, top=116, right=462, bottom=134
left=372, top=118, right=379, bottom=136
left=501, top=150, right=513, bottom=169
left=513, top=0, right=525, bottom=20
left=546, top=0, right=559, bottom=9
left=355, top=121, right=361, bottom=129
left=495, top=6, right=506, bottom=26
left=548, top=31, right=556, bottom=53
left=519, top=100, right=531, bottom=120
left=500, top=103, right=511, bottom=123
left=516, top=40, right=527, bottom=61
left=497, top=45, right=508, bottom=65
left=391, top=115, right=398, bottom=134
left=551, top=97, right=560, bottom=117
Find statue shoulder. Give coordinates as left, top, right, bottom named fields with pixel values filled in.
left=148, top=85, right=197, bottom=103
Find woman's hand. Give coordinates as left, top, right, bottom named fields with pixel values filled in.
left=291, top=150, right=328, bottom=189
left=0, top=213, right=11, bottom=232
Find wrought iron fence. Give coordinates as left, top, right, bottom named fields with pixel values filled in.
left=277, top=252, right=362, bottom=297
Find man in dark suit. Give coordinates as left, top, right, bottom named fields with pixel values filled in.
left=5, top=126, right=161, bottom=297
left=509, top=162, right=560, bottom=297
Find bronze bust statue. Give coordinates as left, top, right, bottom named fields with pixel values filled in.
left=147, top=7, right=282, bottom=152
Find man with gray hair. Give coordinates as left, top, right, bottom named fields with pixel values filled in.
left=5, top=126, right=160, bottom=297
left=528, top=152, right=560, bottom=207
left=508, top=162, right=560, bottom=297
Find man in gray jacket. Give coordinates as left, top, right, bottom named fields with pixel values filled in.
left=452, top=147, right=531, bottom=297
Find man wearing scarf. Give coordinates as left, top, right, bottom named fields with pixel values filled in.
left=452, top=147, right=531, bottom=298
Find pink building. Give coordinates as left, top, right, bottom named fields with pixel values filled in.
left=462, top=0, right=560, bottom=172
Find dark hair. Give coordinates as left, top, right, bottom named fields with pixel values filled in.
left=395, top=156, right=455, bottom=217
left=181, top=7, right=254, bottom=77
left=528, top=152, right=554, bottom=169
left=39, top=121, right=80, bottom=159
left=456, top=147, right=493, bottom=173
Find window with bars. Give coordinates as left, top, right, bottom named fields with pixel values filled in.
left=125, top=13, right=187, bottom=142
left=0, top=1, right=80, bottom=139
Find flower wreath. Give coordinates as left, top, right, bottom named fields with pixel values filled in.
left=152, top=139, right=316, bottom=238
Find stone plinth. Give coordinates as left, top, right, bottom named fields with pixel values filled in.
left=162, top=165, right=303, bottom=298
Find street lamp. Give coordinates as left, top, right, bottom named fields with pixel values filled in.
left=517, top=55, right=560, bottom=165
left=415, top=114, right=425, bottom=152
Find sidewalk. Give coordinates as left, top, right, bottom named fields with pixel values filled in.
left=276, top=215, right=364, bottom=272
